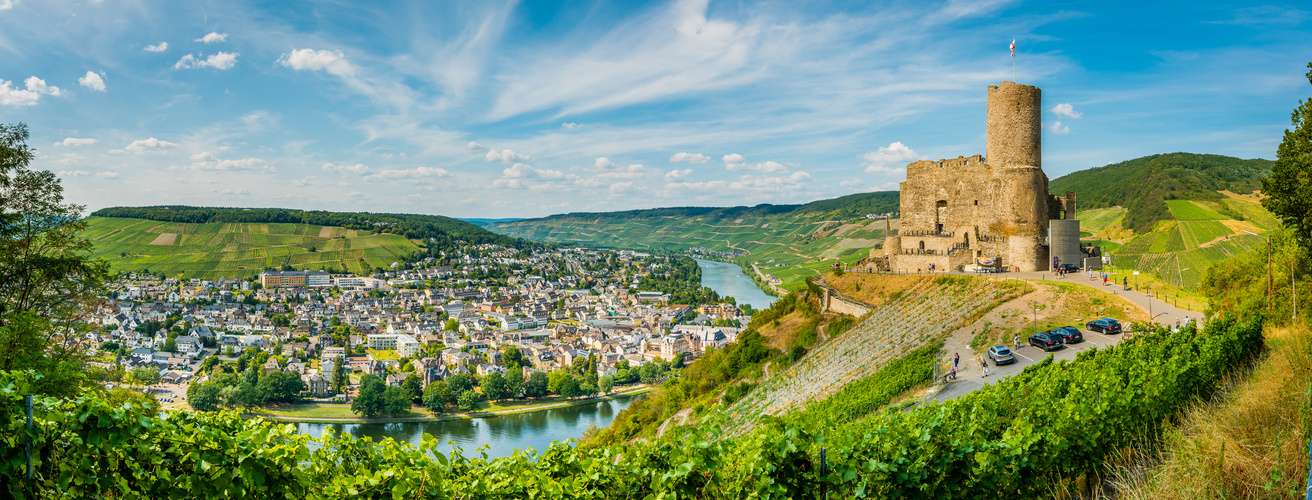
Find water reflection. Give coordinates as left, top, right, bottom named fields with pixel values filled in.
left=299, top=394, right=639, bottom=459
left=694, top=258, right=779, bottom=310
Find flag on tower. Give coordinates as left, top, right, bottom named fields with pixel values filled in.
left=1010, top=39, right=1015, bottom=57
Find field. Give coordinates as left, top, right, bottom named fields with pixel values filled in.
left=81, top=216, right=422, bottom=279
left=1165, top=200, right=1228, bottom=220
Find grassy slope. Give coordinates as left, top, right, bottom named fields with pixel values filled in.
left=490, top=192, right=900, bottom=291
left=82, top=216, right=422, bottom=279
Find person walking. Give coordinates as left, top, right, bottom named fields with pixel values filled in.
left=1123, top=277, right=1128, bottom=290
left=980, top=354, right=990, bottom=378
left=1014, top=335, right=1020, bottom=351
left=953, top=352, right=960, bottom=371
left=1103, top=273, right=1108, bottom=286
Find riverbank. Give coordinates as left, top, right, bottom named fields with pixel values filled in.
left=247, top=385, right=650, bottom=424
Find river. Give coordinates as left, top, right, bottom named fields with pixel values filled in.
left=693, top=258, right=779, bottom=310
left=299, top=394, right=638, bottom=459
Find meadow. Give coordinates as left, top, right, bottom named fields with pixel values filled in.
left=81, top=216, right=422, bottom=279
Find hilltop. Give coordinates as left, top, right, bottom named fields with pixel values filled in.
left=82, top=206, right=527, bottom=279
left=490, top=192, right=899, bottom=289
left=1049, top=152, right=1273, bottom=234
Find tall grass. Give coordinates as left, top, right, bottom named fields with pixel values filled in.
left=1076, top=325, right=1312, bottom=499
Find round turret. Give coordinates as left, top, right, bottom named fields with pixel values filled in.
left=986, top=81, right=1042, bottom=169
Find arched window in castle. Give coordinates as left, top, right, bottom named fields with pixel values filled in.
left=919, top=240, right=925, bottom=251
left=935, top=200, right=948, bottom=233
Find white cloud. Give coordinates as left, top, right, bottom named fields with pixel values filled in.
left=195, top=157, right=273, bottom=172
left=466, top=141, right=488, bottom=153
left=485, top=149, right=531, bottom=163
left=670, top=152, right=711, bottom=164
left=723, top=153, right=788, bottom=173
left=502, top=163, right=563, bottom=179
left=562, top=122, right=580, bottom=130
left=1051, top=103, right=1082, bottom=119
left=0, top=0, right=13, bottom=11
left=96, top=171, right=119, bottom=180
left=322, top=162, right=372, bottom=174
left=174, top=52, right=239, bottom=70
left=221, top=188, right=251, bottom=196
left=839, top=178, right=863, bottom=188
left=369, top=166, right=450, bottom=180
left=57, top=170, right=90, bottom=177
left=278, top=48, right=355, bottom=77
left=727, top=171, right=813, bottom=192
left=665, top=169, right=693, bottom=181
left=1049, top=121, right=1070, bottom=135
left=23, top=77, right=62, bottom=97
left=195, top=32, right=228, bottom=44
left=861, top=142, right=920, bottom=174
left=0, top=80, right=44, bottom=106
left=125, top=137, right=178, bottom=152
left=144, top=42, right=169, bottom=53
left=78, top=71, right=106, bottom=92
left=54, top=137, right=97, bottom=147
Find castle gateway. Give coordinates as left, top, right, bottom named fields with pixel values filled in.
left=878, top=81, right=1095, bottom=273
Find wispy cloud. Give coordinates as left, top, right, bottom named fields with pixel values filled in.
left=195, top=32, right=228, bottom=44
left=143, top=42, right=169, bottom=53
left=174, top=52, right=238, bottom=70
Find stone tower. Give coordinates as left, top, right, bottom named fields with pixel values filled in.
left=877, top=81, right=1085, bottom=274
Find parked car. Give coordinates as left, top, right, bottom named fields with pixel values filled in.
left=1049, top=326, right=1084, bottom=344
left=1057, top=263, right=1080, bottom=273
left=987, top=346, right=1016, bottom=365
left=1029, top=331, right=1063, bottom=351
left=1086, top=318, right=1123, bottom=334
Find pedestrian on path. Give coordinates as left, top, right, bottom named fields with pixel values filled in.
left=1123, top=277, right=1128, bottom=290
left=1103, top=273, right=1108, bottom=286
left=1014, top=335, right=1020, bottom=351
left=980, top=354, right=990, bottom=378
left=953, top=352, right=959, bottom=369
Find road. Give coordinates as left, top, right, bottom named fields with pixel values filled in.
left=931, top=328, right=1127, bottom=403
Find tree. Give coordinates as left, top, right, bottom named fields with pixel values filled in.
left=598, top=375, right=614, bottom=395
left=457, top=390, right=479, bottom=411
left=547, top=370, right=568, bottom=394
left=331, top=356, right=346, bottom=393
left=382, top=386, right=410, bottom=415
left=161, top=337, right=177, bottom=353
left=559, top=376, right=581, bottom=398
left=1263, top=62, right=1312, bottom=249
left=0, top=124, right=111, bottom=396
left=444, top=318, right=460, bottom=331
left=351, top=374, right=386, bottom=418
left=525, top=371, right=548, bottom=398
left=188, top=383, right=222, bottom=411
left=502, top=345, right=524, bottom=368
left=422, top=380, right=450, bottom=413
left=446, top=373, right=472, bottom=396
left=504, top=366, right=524, bottom=399
left=131, top=366, right=161, bottom=389
left=257, top=370, right=303, bottom=404
left=402, top=373, right=423, bottom=404
left=481, top=372, right=509, bottom=401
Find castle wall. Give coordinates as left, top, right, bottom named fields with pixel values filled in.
left=1049, top=219, right=1083, bottom=269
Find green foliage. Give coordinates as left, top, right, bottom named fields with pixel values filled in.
left=598, top=374, right=614, bottom=394
left=524, top=371, right=548, bottom=398
left=456, top=389, right=479, bottom=411
left=1049, top=152, right=1273, bottom=233
left=350, top=374, right=386, bottom=418
left=635, top=255, right=724, bottom=306
left=402, top=374, right=423, bottom=403
left=788, top=343, right=940, bottom=423
left=0, top=314, right=1264, bottom=498
left=188, top=382, right=222, bottom=412
left=446, top=373, right=472, bottom=396
left=481, top=372, right=509, bottom=401
left=382, top=385, right=410, bottom=415
left=1263, top=62, right=1312, bottom=250
left=422, top=380, right=450, bottom=413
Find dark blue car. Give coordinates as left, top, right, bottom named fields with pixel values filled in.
left=1050, top=326, right=1084, bottom=344
left=1028, top=331, right=1063, bottom=352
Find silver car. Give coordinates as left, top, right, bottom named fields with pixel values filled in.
left=987, top=346, right=1016, bottom=365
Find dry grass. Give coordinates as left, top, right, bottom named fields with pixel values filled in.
left=756, top=311, right=810, bottom=351
left=1068, top=325, right=1312, bottom=499
left=826, top=273, right=927, bottom=306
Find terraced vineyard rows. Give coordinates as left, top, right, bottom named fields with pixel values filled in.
left=726, top=277, right=1028, bottom=428
left=80, top=217, right=421, bottom=279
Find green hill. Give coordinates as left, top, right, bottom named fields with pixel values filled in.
left=490, top=192, right=899, bottom=290
left=84, top=206, right=526, bottom=279
left=1049, top=152, right=1273, bottom=234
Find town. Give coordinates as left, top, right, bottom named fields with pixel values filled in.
left=86, top=245, right=750, bottom=416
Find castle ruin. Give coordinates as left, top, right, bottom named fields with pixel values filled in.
left=875, top=81, right=1094, bottom=273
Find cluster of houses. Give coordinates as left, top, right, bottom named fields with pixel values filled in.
left=94, top=246, right=752, bottom=400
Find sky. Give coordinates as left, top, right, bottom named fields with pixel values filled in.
left=1, top=0, right=1309, bottom=219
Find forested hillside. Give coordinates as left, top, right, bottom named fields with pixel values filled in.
left=1049, top=153, right=1273, bottom=233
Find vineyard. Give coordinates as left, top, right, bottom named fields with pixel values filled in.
left=0, top=315, right=1263, bottom=498
left=725, top=276, right=1029, bottom=428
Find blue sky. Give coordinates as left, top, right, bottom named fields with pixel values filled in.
left=1, top=0, right=1309, bottom=218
